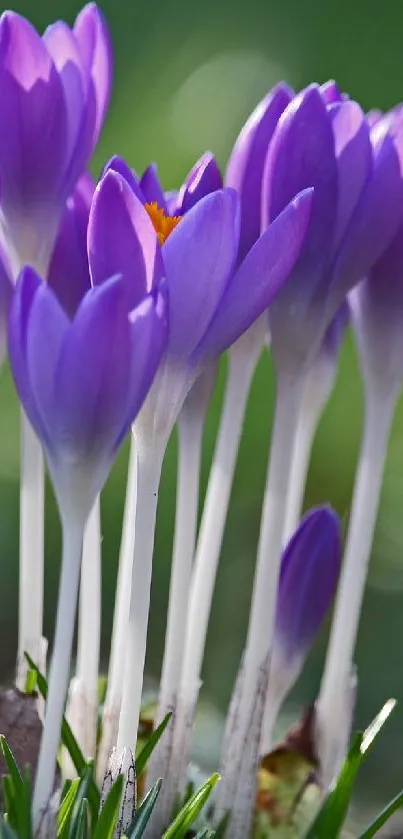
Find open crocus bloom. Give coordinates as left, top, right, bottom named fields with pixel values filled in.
left=0, top=3, right=112, bottom=273
left=88, top=166, right=314, bottom=444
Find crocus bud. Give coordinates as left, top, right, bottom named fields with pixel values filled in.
left=261, top=506, right=341, bottom=753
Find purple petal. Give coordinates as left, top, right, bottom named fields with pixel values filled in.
left=139, top=163, right=167, bottom=211
left=48, top=174, right=94, bottom=317
left=0, top=12, right=68, bottom=238
left=176, top=152, right=223, bottom=214
left=330, top=100, right=372, bottom=248
left=162, top=188, right=240, bottom=358
left=193, top=188, right=313, bottom=360
left=8, top=267, right=50, bottom=441
left=88, top=170, right=164, bottom=308
left=102, top=155, right=145, bottom=202
left=263, top=85, right=338, bottom=280
left=367, top=109, right=382, bottom=128
left=53, top=276, right=134, bottom=461
left=332, top=116, right=403, bottom=304
left=73, top=3, right=113, bottom=144
left=320, top=80, right=344, bottom=104
left=26, top=280, right=70, bottom=449
left=225, top=83, right=293, bottom=262
left=275, top=505, right=341, bottom=662
left=43, top=21, right=87, bottom=177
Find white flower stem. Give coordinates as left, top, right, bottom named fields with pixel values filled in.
left=17, top=411, right=45, bottom=686
left=214, top=372, right=304, bottom=827
left=155, top=412, right=204, bottom=743
left=73, top=496, right=102, bottom=757
left=32, top=514, right=84, bottom=827
left=98, top=437, right=138, bottom=782
left=117, top=443, right=164, bottom=753
left=316, top=389, right=396, bottom=784
left=169, top=342, right=260, bottom=794
left=282, top=357, right=336, bottom=544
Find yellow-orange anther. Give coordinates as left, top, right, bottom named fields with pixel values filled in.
left=145, top=201, right=182, bottom=244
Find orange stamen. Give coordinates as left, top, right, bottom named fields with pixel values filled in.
left=145, top=201, right=182, bottom=244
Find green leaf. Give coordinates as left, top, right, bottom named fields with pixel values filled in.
left=93, top=775, right=124, bottom=839
left=193, top=829, right=216, bottom=838
left=162, top=773, right=220, bottom=839
left=58, top=780, right=81, bottom=839
left=304, top=700, right=396, bottom=839
left=304, top=734, right=364, bottom=839
left=0, top=737, right=31, bottom=839
left=69, top=764, right=94, bottom=839
left=358, top=789, right=403, bottom=838
left=0, top=737, right=23, bottom=793
left=125, top=779, right=162, bottom=838
left=73, top=799, right=89, bottom=839
left=25, top=654, right=100, bottom=818
left=135, top=713, right=172, bottom=778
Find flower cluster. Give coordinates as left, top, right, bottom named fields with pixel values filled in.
left=0, top=4, right=402, bottom=839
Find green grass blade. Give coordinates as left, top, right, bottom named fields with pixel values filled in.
left=358, top=789, right=403, bottom=838
left=58, top=780, right=81, bottom=838
left=303, top=734, right=363, bottom=839
left=25, top=654, right=100, bottom=818
left=162, top=773, right=220, bottom=839
left=73, top=799, right=89, bottom=839
left=68, top=764, right=94, bottom=839
left=193, top=829, right=216, bottom=838
left=304, top=700, right=397, bottom=839
left=0, top=737, right=23, bottom=792
left=93, top=775, right=124, bottom=839
left=0, top=737, right=31, bottom=839
left=125, top=779, right=162, bottom=838
left=135, top=713, right=172, bottom=778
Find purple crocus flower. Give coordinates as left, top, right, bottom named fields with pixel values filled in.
left=261, top=506, right=341, bottom=753
left=88, top=167, right=313, bottom=441
left=0, top=3, right=112, bottom=274
left=8, top=267, right=167, bottom=521
left=48, top=173, right=94, bottom=318
left=261, top=85, right=403, bottom=374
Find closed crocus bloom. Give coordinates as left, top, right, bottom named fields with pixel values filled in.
left=8, top=268, right=167, bottom=523
left=261, top=506, right=341, bottom=754
left=0, top=3, right=112, bottom=274
left=263, top=85, right=403, bottom=375
left=48, top=173, right=94, bottom=318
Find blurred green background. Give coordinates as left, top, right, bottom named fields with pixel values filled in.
left=1, top=0, right=403, bottom=826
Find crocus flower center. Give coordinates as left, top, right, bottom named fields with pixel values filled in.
left=145, top=202, right=181, bottom=244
